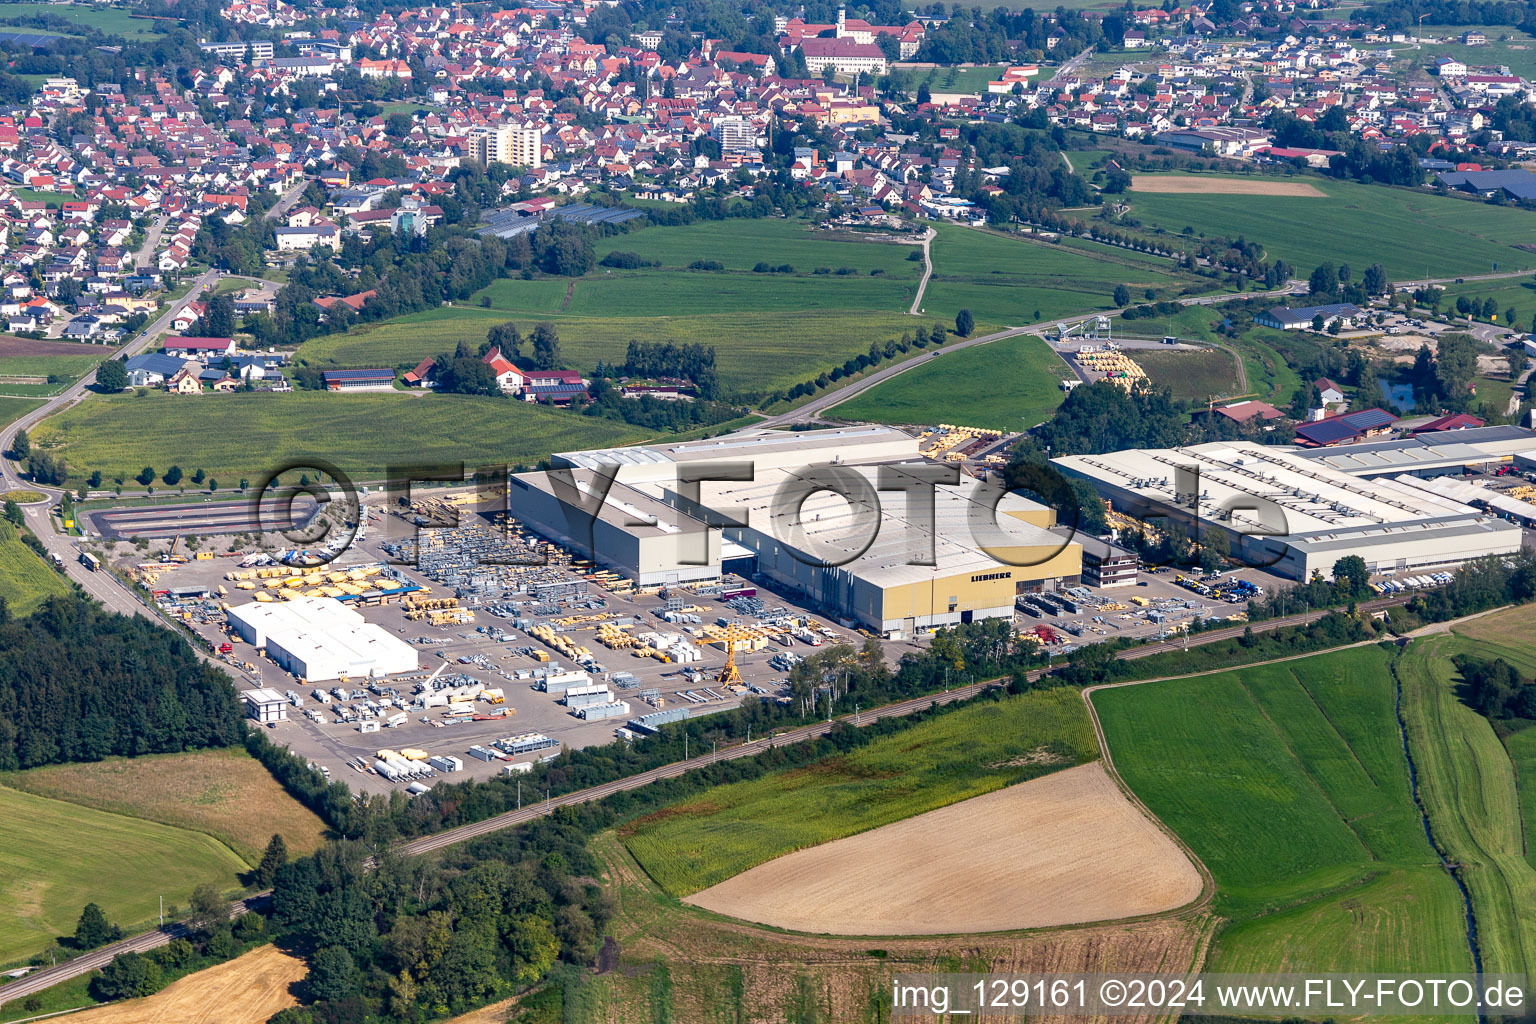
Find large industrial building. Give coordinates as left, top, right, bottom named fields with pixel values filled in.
left=507, top=427, right=1083, bottom=638
left=227, top=595, right=419, bottom=681
left=1055, top=439, right=1525, bottom=580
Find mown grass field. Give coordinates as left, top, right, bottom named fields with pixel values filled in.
left=0, top=525, right=71, bottom=617
left=1395, top=25, right=1536, bottom=79
left=622, top=688, right=1097, bottom=897
left=895, top=64, right=1004, bottom=94
left=0, top=353, right=105, bottom=397
left=1434, top=277, right=1536, bottom=331
left=0, top=785, right=247, bottom=964
left=299, top=217, right=1190, bottom=398
left=920, top=224, right=1188, bottom=328
left=830, top=334, right=1067, bottom=430
left=0, top=1, right=159, bottom=37
left=1126, top=175, right=1536, bottom=281
left=1397, top=635, right=1536, bottom=979
left=1095, top=645, right=1473, bottom=973
left=30, top=390, right=651, bottom=484
left=1132, top=346, right=1243, bottom=402
left=4, top=748, right=329, bottom=864
left=0, top=395, right=40, bottom=427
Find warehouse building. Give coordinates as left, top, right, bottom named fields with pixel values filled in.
left=1055, top=440, right=1523, bottom=581
left=509, top=427, right=1082, bottom=637
left=1297, top=426, right=1536, bottom=478
left=227, top=595, right=419, bottom=681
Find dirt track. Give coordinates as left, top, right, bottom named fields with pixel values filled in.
left=686, top=763, right=1203, bottom=936
left=1131, top=175, right=1325, bottom=197
left=64, top=946, right=304, bottom=1024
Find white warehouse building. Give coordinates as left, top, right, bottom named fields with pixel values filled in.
left=227, top=595, right=419, bottom=682
left=1055, top=440, right=1524, bottom=581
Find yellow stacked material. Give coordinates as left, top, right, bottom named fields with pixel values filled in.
left=237, top=580, right=258, bottom=590
left=428, top=608, right=475, bottom=626
left=1508, top=484, right=1536, bottom=501
left=375, top=749, right=400, bottom=761
left=596, top=623, right=635, bottom=648
left=321, top=587, right=345, bottom=598
left=1076, top=347, right=1148, bottom=389
left=699, top=624, right=770, bottom=651
left=254, top=591, right=274, bottom=602
left=400, top=748, right=429, bottom=761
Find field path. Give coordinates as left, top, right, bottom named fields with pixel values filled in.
left=907, top=227, right=935, bottom=315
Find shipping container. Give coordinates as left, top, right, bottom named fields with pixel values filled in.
left=466, top=745, right=498, bottom=762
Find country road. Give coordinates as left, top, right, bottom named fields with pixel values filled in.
left=907, top=227, right=934, bottom=315
left=0, top=587, right=1417, bottom=1007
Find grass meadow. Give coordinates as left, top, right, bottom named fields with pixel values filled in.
left=0, top=353, right=105, bottom=397
left=4, top=748, right=329, bottom=864
left=29, top=390, right=651, bottom=485
left=0, top=1, right=160, bottom=37
left=1095, top=645, right=1473, bottom=973
left=1394, top=26, right=1536, bottom=80
left=1397, top=635, right=1536, bottom=979
left=1434, top=277, right=1536, bottom=331
left=920, top=224, right=1188, bottom=328
left=1126, top=175, right=1536, bottom=281
left=622, top=688, right=1097, bottom=897
left=298, top=217, right=1202, bottom=399
left=1132, top=346, right=1243, bottom=402
left=831, top=333, right=1068, bottom=430
left=0, top=785, right=247, bottom=964
left=0, top=395, right=40, bottom=428
left=0, top=525, right=71, bottom=617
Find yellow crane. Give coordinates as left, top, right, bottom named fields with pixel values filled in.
left=714, top=624, right=755, bottom=688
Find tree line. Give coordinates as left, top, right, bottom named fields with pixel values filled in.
left=0, top=595, right=245, bottom=771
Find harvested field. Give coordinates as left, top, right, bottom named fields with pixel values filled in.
left=64, top=946, right=304, bottom=1024
left=5, top=747, right=330, bottom=864
left=594, top=832, right=1213, bottom=1024
left=686, top=763, right=1202, bottom=935
left=1131, top=175, right=1326, bottom=196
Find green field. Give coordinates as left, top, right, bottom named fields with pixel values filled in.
left=895, top=64, right=1005, bottom=94
left=299, top=218, right=1191, bottom=398
left=920, top=224, right=1189, bottom=328
left=623, top=688, right=1097, bottom=897
left=0, top=785, right=247, bottom=964
left=0, top=353, right=104, bottom=397
left=1397, top=637, right=1536, bottom=978
left=0, top=395, right=40, bottom=428
left=830, top=334, right=1067, bottom=430
left=0, top=525, right=70, bottom=617
left=1396, top=26, right=1536, bottom=80
left=1434, top=277, right=1536, bottom=331
left=1132, top=346, right=1243, bottom=401
left=1095, top=645, right=1473, bottom=973
left=1127, top=176, right=1536, bottom=281
left=300, top=219, right=929, bottom=397
left=0, top=2, right=160, bottom=38
left=30, top=390, right=651, bottom=485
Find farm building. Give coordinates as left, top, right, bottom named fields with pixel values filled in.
left=226, top=595, right=419, bottom=681
left=1055, top=439, right=1524, bottom=581
left=1254, top=304, right=1362, bottom=330
left=322, top=368, right=395, bottom=392
left=1294, top=408, right=1397, bottom=447
left=510, top=427, right=1082, bottom=638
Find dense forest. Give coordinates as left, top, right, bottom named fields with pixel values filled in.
left=0, top=595, right=244, bottom=770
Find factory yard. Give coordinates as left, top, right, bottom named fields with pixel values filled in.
left=113, top=490, right=875, bottom=794
left=685, top=763, right=1203, bottom=935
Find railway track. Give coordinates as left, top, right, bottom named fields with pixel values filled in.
left=0, top=591, right=1411, bottom=1006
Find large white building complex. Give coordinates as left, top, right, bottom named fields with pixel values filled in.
left=227, top=595, right=419, bottom=681
left=507, top=427, right=1083, bottom=638
left=1055, top=440, right=1525, bottom=580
